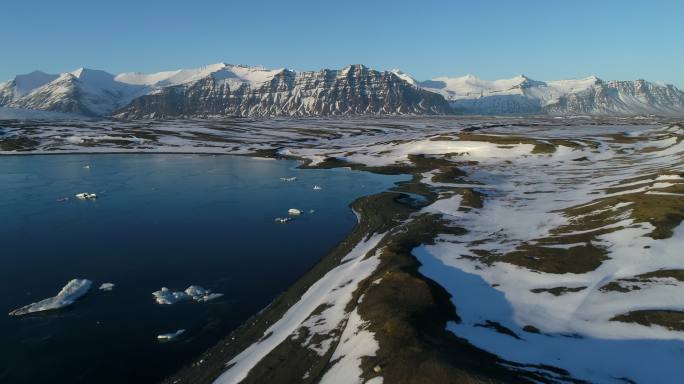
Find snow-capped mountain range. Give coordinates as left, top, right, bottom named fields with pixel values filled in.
left=1, top=63, right=683, bottom=118
left=413, top=73, right=684, bottom=116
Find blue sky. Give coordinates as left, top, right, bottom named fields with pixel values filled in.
left=2, top=0, right=682, bottom=87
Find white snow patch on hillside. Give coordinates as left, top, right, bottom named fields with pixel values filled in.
left=213, top=233, right=385, bottom=384
left=318, top=307, right=381, bottom=384
left=115, top=63, right=228, bottom=87
left=421, top=74, right=530, bottom=100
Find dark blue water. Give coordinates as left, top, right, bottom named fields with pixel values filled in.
left=0, top=154, right=405, bottom=384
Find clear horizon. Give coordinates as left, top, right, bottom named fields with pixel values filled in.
left=2, top=0, right=683, bottom=87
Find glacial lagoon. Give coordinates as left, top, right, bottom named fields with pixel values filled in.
left=0, top=154, right=406, bottom=384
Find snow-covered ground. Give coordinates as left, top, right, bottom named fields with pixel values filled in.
left=408, top=124, right=684, bottom=382
left=213, top=233, right=385, bottom=384
left=0, top=106, right=89, bottom=120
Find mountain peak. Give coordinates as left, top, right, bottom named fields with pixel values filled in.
left=342, top=64, right=368, bottom=73
left=461, top=74, right=478, bottom=80
left=585, top=75, right=601, bottom=83
left=390, top=69, right=418, bottom=86
left=69, top=67, right=115, bottom=79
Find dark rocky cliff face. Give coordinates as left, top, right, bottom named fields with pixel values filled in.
left=113, top=65, right=452, bottom=118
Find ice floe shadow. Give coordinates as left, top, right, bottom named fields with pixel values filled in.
left=414, top=245, right=684, bottom=383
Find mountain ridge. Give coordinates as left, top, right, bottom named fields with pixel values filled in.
left=2, top=63, right=683, bottom=118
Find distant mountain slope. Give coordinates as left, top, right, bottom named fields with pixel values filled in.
left=418, top=74, right=684, bottom=116
left=2, top=63, right=683, bottom=118
left=0, top=71, right=59, bottom=105
left=0, top=64, right=237, bottom=117
left=113, top=64, right=452, bottom=118
left=8, top=69, right=148, bottom=116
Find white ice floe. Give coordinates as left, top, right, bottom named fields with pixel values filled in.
left=313, top=185, right=322, bottom=190
left=9, top=279, right=92, bottom=316
left=280, top=177, right=297, bottom=182
left=152, top=285, right=223, bottom=305
left=98, top=283, right=115, bottom=291
left=75, top=192, right=97, bottom=200
left=157, top=329, right=185, bottom=341
left=274, top=217, right=292, bottom=224
left=288, top=208, right=302, bottom=216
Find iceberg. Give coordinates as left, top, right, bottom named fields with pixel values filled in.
left=274, top=217, right=292, bottom=223
left=195, top=292, right=224, bottom=302
left=157, top=329, right=185, bottom=341
left=288, top=208, right=302, bottom=216
left=152, top=285, right=222, bottom=305
left=75, top=192, right=97, bottom=200
left=9, top=279, right=92, bottom=316
left=184, top=285, right=210, bottom=297
left=98, top=283, right=115, bottom=291
left=153, top=287, right=190, bottom=304
left=280, top=177, right=297, bottom=182
left=313, top=185, right=322, bottom=190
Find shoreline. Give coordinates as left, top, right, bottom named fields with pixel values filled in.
left=160, top=153, right=542, bottom=384
left=1, top=145, right=561, bottom=383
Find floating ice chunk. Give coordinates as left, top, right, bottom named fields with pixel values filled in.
left=185, top=285, right=223, bottom=302
left=153, top=287, right=190, bottom=305
left=195, top=293, right=224, bottom=302
left=83, top=165, right=90, bottom=169
left=9, top=279, right=92, bottom=316
left=98, top=283, right=115, bottom=291
left=274, top=217, right=292, bottom=223
left=157, top=329, right=185, bottom=341
left=184, top=285, right=210, bottom=297
left=56, top=197, right=69, bottom=202
left=308, top=209, right=315, bottom=214
left=75, top=192, right=97, bottom=200
left=313, top=185, right=322, bottom=190
left=280, top=177, right=297, bottom=182
left=288, top=208, right=302, bottom=216
left=152, top=285, right=222, bottom=305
